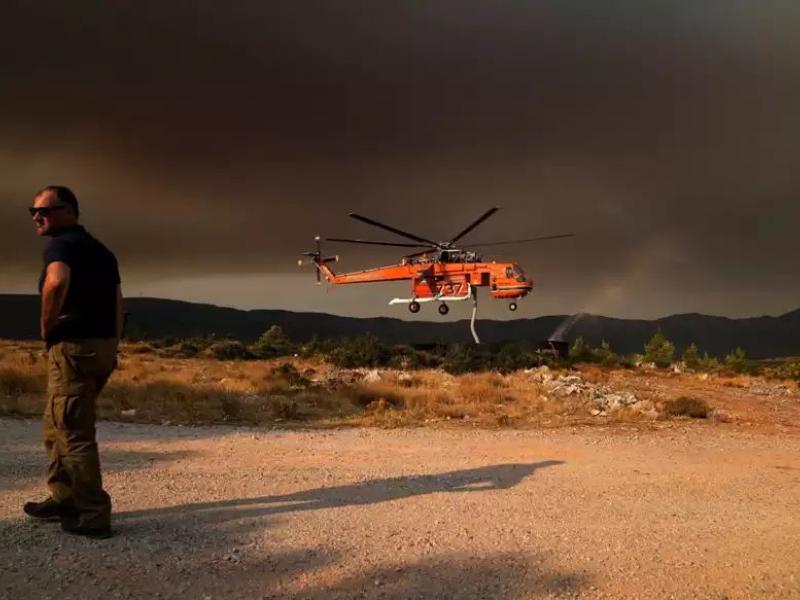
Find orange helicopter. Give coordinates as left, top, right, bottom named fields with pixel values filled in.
left=300, top=208, right=573, bottom=342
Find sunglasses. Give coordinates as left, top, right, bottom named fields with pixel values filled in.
left=29, top=204, right=68, bottom=217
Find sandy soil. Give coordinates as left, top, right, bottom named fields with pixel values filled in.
left=1, top=418, right=799, bottom=599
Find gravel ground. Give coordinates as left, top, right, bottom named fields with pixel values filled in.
left=1, top=418, right=799, bottom=599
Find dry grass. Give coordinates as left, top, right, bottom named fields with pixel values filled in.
left=663, top=396, right=711, bottom=419
left=0, top=343, right=48, bottom=416
left=349, top=370, right=596, bottom=428
left=0, top=340, right=584, bottom=428
left=7, top=339, right=790, bottom=429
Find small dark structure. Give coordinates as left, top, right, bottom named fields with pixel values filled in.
left=538, top=339, right=569, bottom=359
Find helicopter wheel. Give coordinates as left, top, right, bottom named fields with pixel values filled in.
left=408, top=301, right=421, bottom=314
left=438, top=303, right=449, bottom=316
left=508, top=302, right=518, bottom=312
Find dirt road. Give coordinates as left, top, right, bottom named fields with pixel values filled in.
left=1, top=418, right=799, bottom=599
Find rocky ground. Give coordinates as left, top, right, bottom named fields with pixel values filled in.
left=2, top=418, right=799, bottom=599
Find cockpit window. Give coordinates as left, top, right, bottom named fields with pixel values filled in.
left=505, top=267, right=514, bottom=278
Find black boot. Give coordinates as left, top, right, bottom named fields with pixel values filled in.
left=23, top=497, right=75, bottom=522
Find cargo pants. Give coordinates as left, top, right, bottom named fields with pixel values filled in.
left=44, top=339, right=118, bottom=529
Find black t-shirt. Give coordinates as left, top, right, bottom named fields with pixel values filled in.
left=39, top=225, right=120, bottom=345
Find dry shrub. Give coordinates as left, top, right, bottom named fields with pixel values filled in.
left=266, top=362, right=310, bottom=388
left=496, top=414, right=512, bottom=426
left=269, top=397, right=300, bottom=420
left=404, top=389, right=463, bottom=419
left=456, top=372, right=512, bottom=406
left=382, top=371, right=422, bottom=388
left=220, top=391, right=315, bottom=424
left=259, top=379, right=292, bottom=395
left=576, top=365, right=612, bottom=385
left=0, top=394, right=44, bottom=417
left=340, top=384, right=405, bottom=409
left=663, top=396, right=710, bottom=419
left=100, top=380, right=228, bottom=423
left=719, top=375, right=752, bottom=388
left=125, top=343, right=157, bottom=355
left=0, top=354, right=47, bottom=416
left=0, top=367, right=45, bottom=396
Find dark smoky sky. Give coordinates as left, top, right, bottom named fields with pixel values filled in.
left=2, top=1, right=799, bottom=320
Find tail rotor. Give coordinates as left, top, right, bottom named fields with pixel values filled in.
left=298, top=236, right=338, bottom=284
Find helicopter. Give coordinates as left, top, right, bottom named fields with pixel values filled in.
left=299, top=208, right=572, bottom=342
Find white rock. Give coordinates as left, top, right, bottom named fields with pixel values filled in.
left=362, top=369, right=382, bottom=383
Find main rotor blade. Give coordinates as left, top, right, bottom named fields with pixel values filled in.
left=326, top=237, right=431, bottom=248
left=403, top=248, right=438, bottom=259
left=463, top=233, right=576, bottom=248
left=349, top=213, right=440, bottom=247
left=449, top=207, right=500, bottom=244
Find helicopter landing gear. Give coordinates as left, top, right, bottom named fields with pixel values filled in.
left=408, top=300, right=421, bottom=314
left=438, top=303, right=449, bottom=316
left=508, top=302, right=518, bottom=312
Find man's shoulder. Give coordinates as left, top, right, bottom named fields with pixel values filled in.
left=44, top=227, right=111, bottom=264
left=87, top=232, right=118, bottom=262
left=47, top=226, right=87, bottom=248
left=43, top=234, right=75, bottom=263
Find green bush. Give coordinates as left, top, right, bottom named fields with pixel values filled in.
left=269, top=362, right=310, bottom=387
left=568, top=337, right=592, bottom=363
left=682, top=343, right=700, bottom=370
left=492, top=343, right=532, bottom=373
left=644, top=329, right=675, bottom=368
left=329, top=334, right=390, bottom=368
left=764, top=361, right=800, bottom=381
left=151, top=335, right=218, bottom=358
left=697, top=352, right=721, bottom=372
left=724, top=347, right=748, bottom=373
left=123, top=322, right=148, bottom=342
left=442, top=344, right=484, bottom=374
left=387, top=345, right=441, bottom=370
left=592, top=340, right=618, bottom=366
left=299, top=335, right=338, bottom=358
left=168, top=337, right=212, bottom=358
left=206, top=340, right=252, bottom=360
left=251, top=325, right=295, bottom=358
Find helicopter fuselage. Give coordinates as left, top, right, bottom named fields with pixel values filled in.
left=316, top=258, right=533, bottom=302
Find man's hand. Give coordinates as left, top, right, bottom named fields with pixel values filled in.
left=40, top=261, right=71, bottom=340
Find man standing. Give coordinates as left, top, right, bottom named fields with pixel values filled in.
left=24, top=186, right=122, bottom=539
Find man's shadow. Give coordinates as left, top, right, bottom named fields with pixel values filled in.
left=117, top=460, right=564, bottom=527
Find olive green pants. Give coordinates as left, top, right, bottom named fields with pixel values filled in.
left=44, top=339, right=117, bottom=528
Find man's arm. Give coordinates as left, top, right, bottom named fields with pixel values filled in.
left=40, top=261, right=71, bottom=340
left=115, top=284, right=124, bottom=340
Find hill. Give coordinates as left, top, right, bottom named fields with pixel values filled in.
left=1, top=294, right=798, bottom=358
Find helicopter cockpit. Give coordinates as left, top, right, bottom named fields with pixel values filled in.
left=505, top=263, right=529, bottom=282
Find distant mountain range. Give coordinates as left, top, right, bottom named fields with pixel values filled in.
left=2, top=294, right=798, bottom=359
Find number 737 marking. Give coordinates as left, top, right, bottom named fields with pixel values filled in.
left=435, top=281, right=465, bottom=297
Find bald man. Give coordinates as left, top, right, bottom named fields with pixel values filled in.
left=24, top=186, right=122, bottom=539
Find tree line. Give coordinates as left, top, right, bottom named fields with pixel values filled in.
left=132, top=326, right=799, bottom=379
